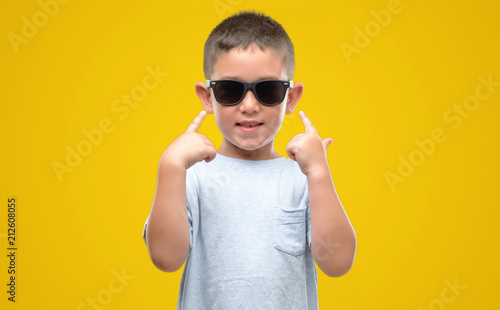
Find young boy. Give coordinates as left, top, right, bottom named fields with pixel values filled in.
left=143, top=10, right=356, bottom=309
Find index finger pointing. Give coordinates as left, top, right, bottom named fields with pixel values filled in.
left=299, top=111, right=318, bottom=134
left=185, top=111, right=207, bottom=132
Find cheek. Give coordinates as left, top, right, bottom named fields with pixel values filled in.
left=213, top=107, right=233, bottom=130
left=266, top=108, right=285, bottom=131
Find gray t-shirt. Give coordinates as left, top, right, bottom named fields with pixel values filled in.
left=144, top=154, right=318, bottom=309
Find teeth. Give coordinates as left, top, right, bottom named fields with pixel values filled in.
left=239, top=122, right=261, bottom=128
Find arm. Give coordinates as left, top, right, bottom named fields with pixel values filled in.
left=146, top=162, right=190, bottom=272
left=307, top=164, right=356, bottom=277
left=286, top=111, right=357, bottom=277
left=145, top=111, right=216, bottom=272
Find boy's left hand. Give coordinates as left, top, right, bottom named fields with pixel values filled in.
left=286, top=111, right=333, bottom=176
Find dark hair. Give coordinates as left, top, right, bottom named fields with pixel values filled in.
left=203, top=10, right=295, bottom=80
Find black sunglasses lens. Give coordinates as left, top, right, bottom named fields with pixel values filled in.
left=214, top=81, right=244, bottom=105
left=256, top=81, right=286, bottom=105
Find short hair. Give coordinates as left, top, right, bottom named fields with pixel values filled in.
left=203, top=10, right=295, bottom=80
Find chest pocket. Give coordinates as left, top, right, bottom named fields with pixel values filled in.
left=273, top=207, right=307, bottom=256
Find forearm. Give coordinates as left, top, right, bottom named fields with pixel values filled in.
left=308, top=164, right=357, bottom=277
left=146, top=160, right=190, bottom=272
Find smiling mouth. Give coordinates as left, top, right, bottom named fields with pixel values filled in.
left=236, top=122, right=263, bottom=128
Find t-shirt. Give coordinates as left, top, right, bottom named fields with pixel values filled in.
left=143, top=154, right=318, bottom=309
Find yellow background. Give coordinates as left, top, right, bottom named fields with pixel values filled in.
left=1, top=0, right=499, bottom=308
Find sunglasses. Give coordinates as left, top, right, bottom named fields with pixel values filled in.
left=206, top=79, right=293, bottom=106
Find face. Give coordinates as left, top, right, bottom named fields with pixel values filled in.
left=196, top=45, right=303, bottom=160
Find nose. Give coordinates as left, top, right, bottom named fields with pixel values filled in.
left=239, top=89, right=260, bottom=113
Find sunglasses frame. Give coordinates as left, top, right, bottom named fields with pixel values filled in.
left=206, top=79, right=294, bottom=106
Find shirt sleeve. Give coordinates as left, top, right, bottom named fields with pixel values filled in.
left=306, top=201, right=312, bottom=248
left=142, top=212, right=150, bottom=245
left=301, top=174, right=311, bottom=249
left=186, top=202, right=193, bottom=249
left=185, top=165, right=200, bottom=251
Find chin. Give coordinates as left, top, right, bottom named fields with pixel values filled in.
left=235, top=142, right=264, bottom=151
left=230, top=138, right=270, bottom=152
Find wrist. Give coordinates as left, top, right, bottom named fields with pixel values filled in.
left=305, top=161, right=331, bottom=180
left=159, top=154, right=187, bottom=173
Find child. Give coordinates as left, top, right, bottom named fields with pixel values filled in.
left=143, top=10, right=356, bottom=309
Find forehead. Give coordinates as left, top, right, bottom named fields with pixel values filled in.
left=213, top=46, right=285, bottom=81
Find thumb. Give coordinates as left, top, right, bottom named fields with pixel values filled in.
left=323, top=138, right=334, bottom=150
left=285, top=141, right=297, bottom=161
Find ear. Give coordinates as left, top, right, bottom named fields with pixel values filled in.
left=195, top=81, right=214, bottom=114
left=285, top=82, right=303, bottom=114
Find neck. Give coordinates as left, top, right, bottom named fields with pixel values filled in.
left=217, top=139, right=281, bottom=161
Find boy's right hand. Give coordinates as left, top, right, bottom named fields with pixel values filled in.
left=159, top=111, right=217, bottom=170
